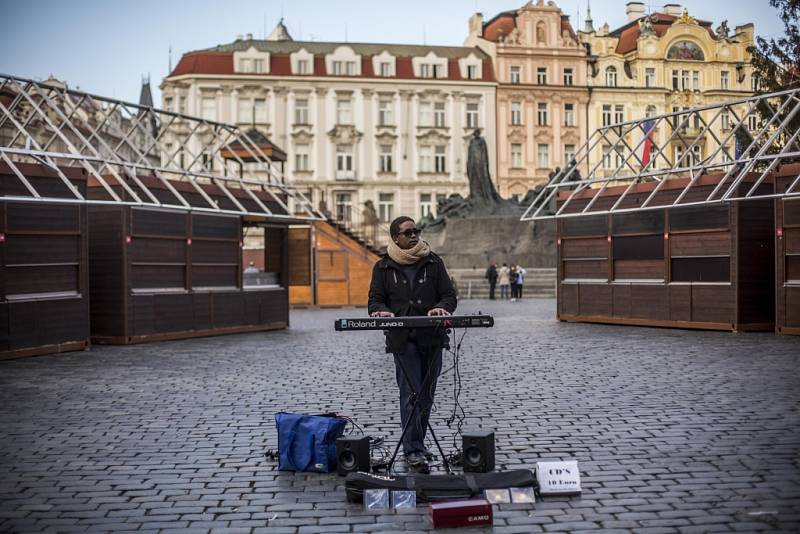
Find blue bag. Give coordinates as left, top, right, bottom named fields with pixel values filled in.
left=275, top=412, right=348, bottom=472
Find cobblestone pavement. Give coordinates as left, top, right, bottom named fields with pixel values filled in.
left=2, top=299, right=800, bottom=533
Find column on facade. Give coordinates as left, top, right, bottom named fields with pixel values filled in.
left=446, top=91, right=456, bottom=182
left=361, top=88, right=374, bottom=181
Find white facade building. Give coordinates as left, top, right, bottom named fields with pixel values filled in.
left=162, top=24, right=497, bottom=232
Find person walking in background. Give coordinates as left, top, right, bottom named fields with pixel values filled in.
left=509, top=265, right=518, bottom=301
left=498, top=262, right=510, bottom=300
left=515, top=264, right=527, bottom=300
left=485, top=262, right=498, bottom=300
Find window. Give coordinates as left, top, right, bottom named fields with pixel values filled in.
left=253, top=59, right=264, bottom=73
left=606, top=66, right=617, bottom=87
left=672, top=70, right=680, bottom=90
left=335, top=192, right=352, bottom=222
left=332, top=61, right=355, bottom=76
left=420, top=64, right=432, bottom=78
left=420, top=193, right=433, bottom=218
left=378, top=193, right=394, bottom=222
left=378, top=99, right=393, bottom=126
left=721, top=70, right=729, bottom=90
left=296, top=59, right=309, bottom=75
left=537, top=144, right=549, bottom=168
left=511, top=143, right=523, bottom=168
left=164, top=96, right=173, bottom=111
left=336, top=98, right=352, bottom=124
left=681, top=70, right=690, bottom=90
left=466, top=103, right=479, bottom=128
left=295, top=98, right=309, bottom=124
left=178, top=96, right=186, bottom=114
left=563, top=68, right=574, bottom=86
left=602, top=145, right=612, bottom=169
left=536, top=67, right=547, bottom=85
left=239, top=58, right=252, bottom=73
left=201, top=97, right=216, bottom=121
left=692, top=71, right=700, bottom=91
left=510, top=65, right=521, bottom=84
left=645, top=105, right=657, bottom=118
left=253, top=98, right=267, bottom=123
left=379, top=62, right=392, bottom=77
left=379, top=144, right=393, bottom=173
left=614, top=105, right=624, bottom=125
left=237, top=98, right=252, bottom=123
left=721, top=109, right=730, bottom=130
left=336, top=145, right=353, bottom=178
left=752, top=74, right=760, bottom=91
left=434, top=102, right=446, bottom=127
left=418, top=101, right=432, bottom=126
left=564, top=103, right=575, bottom=127
left=564, top=144, right=576, bottom=164
left=602, top=104, right=612, bottom=127
left=676, top=145, right=702, bottom=167
left=434, top=145, right=446, bottom=173
left=537, top=103, right=548, bottom=126
left=510, top=101, right=522, bottom=125
left=748, top=114, right=759, bottom=132
left=466, top=64, right=478, bottom=79
left=294, top=144, right=309, bottom=171
left=645, top=68, right=655, bottom=88
left=418, top=145, right=433, bottom=172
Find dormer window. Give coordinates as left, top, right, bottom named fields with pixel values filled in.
left=459, top=53, right=482, bottom=80
left=605, top=66, right=618, bottom=87
left=333, top=61, right=356, bottom=76
left=291, top=48, right=314, bottom=75
left=467, top=65, right=478, bottom=79
left=380, top=62, right=391, bottom=76
left=413, top=52, right=447, bottom=79
left=326, top=46, right=361, bottom=77
left=233, top=46, right=270, bottom=74
left=372, top=51, right=396, bottom=77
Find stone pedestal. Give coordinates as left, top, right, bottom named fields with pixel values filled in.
left=424, top=216, right=556, bottom=270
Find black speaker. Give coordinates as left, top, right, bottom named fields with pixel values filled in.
left=462, top=431, right=495, bottom=473
left=336, top=436, right=370, bottom=476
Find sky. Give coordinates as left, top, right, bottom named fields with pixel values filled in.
left=0, top=0, right=786, bottom=104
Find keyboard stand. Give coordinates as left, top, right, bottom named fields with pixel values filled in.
left=387, top=351, right=452, bottom=475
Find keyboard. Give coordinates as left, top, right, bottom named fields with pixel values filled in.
left=334, top=315, right=494, bottom=331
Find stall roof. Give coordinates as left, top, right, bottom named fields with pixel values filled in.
left=521, top=86, right=800, bottom=221
left=0, top=73, right=320, bottom=222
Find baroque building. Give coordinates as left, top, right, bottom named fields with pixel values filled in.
left=466, top=0, right=589, bottom=197
left=580, top=2, right=755, bottom=175
left=161, top=22, right=496, bottom=236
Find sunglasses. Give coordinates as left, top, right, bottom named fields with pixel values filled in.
left=397, top=228, right=421, bottom=238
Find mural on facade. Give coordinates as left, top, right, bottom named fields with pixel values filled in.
left=667, top=40, right=705, bottom=61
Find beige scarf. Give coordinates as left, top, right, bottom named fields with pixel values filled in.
left=387, top=239, right=432, bottom=265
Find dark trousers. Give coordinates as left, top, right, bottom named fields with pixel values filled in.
left=393, top=341, right=443, bottom=455
left=488, top=281, right=496, bottom=299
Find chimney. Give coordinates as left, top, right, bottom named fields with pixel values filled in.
left=663, top=3, right=682, bottom=16
left=236, top=34, right=243, bottom=41
left=246, top=32, right=253, bottom=40
left=469, top=12, right=484, bottom=38
left=625, top=2, right=646, bottom=22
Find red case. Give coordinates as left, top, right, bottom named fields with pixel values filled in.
left=430, top=498, right=493, bottom=529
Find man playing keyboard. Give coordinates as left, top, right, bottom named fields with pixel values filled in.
left=368, top=216, right=457, bottom=474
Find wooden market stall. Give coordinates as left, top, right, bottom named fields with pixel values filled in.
left=0, top=162, right=90, bottom=359
left=87, top=175, right=291, bottom=344
left=775, top=163, right=800, bottom=335
left=556, top=172, right=775, bottom=331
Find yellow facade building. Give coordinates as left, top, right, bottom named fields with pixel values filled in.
left=580, top=2, right=754, bottom=177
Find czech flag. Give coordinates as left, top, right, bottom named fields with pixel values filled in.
left=640, top=119, right=656, bottom=168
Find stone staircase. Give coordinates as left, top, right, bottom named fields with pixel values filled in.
left=448, top=267, right=557, bottom=299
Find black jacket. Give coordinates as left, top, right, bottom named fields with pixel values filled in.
left=368, top=252, right=457, bottom=354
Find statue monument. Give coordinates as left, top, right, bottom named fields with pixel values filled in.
left=420, top=129, right=556, bottom=269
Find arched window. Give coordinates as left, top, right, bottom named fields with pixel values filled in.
left=666, top=40, right=705, bottom=61
left=605, top=66, right=618, bottom=87
left=645, top=105, right=657, bottom=118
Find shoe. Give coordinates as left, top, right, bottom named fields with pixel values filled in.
left=405, top=452, right=430, bottom=474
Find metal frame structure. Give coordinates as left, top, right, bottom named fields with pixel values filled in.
left=0, top=73, right=322, bottom=222
left=521, top=87, right=800, bottom=221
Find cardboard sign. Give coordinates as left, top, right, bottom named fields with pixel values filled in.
left=536, top=461, right=581, bottom=495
